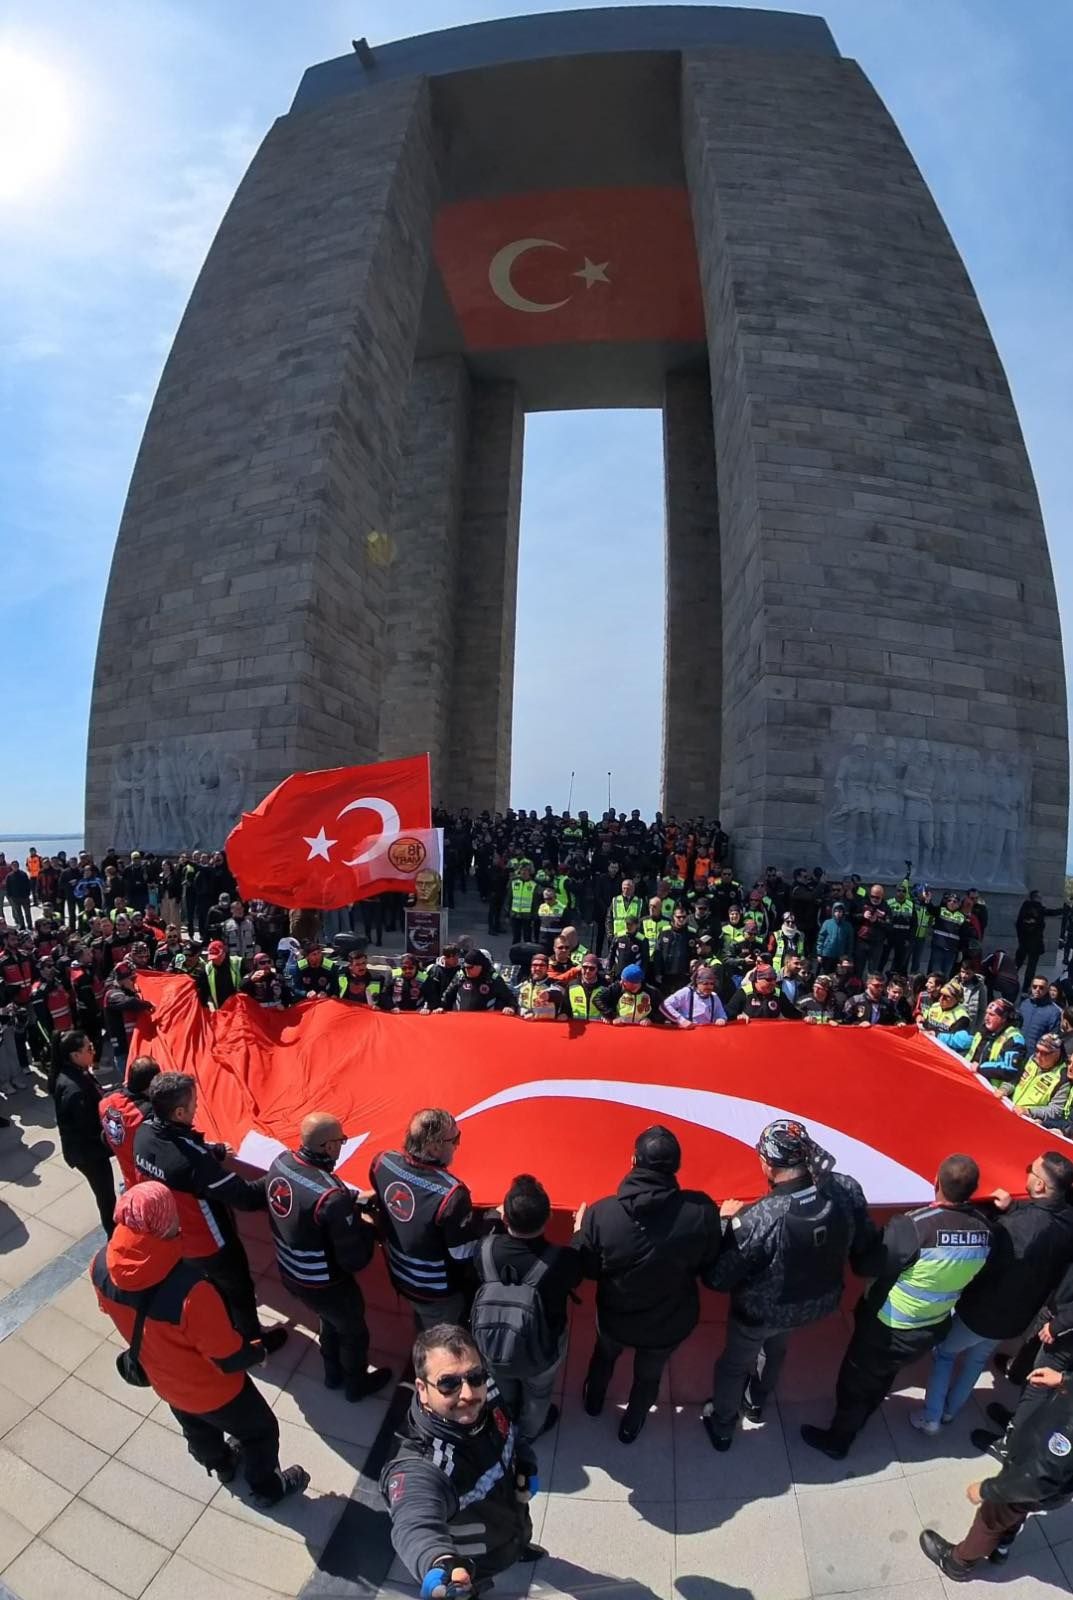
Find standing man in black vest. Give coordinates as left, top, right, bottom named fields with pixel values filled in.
left=370, top=1108, right=489, bottom=1330
left=266, top=1113, right=392, bottom=1402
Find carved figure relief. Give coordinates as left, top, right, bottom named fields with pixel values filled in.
left=110, top=741, right=246, bottom=851
left=824, top=736, right=1030, bottom=890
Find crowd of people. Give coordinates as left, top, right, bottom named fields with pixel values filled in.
left=3, top=813, right=1073, bottom=1135
left=69, top=1081, right=1073, bottom=1590
left=5, top=808, right=1073, bottom=1591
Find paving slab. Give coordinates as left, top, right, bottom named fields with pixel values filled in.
left=0, top=1215, right=73, bottom=1287
left=82, top=1457, right=207, bottom=1548
left=0, top=1332, right=68, bottom=1405
left=1, top=1534, right=130, bottom=1600
left=272, top=1370, right=391, bottom=1448
left=73, top=1337, right=167, bottom=1415
left=548, top=1401, right=674, bottom=1502
left=537, top=1497, right=675, bottom=1600
left=781, top=1397, right=905, bottom=1492
left=0, top=1505, right=34, bottom=1572
left=934, top=1540, right=1071, bottom=1599
left=671, top=1401, right=792, bottom=1502
left=50, top=1269, right=111, bottom=1332
left=17, top=1302, right=108, bottom=1371
left=796, top=1475, right=933, bottom=1595
left=117, top=1416, right=222, bottom=1503
left=41, top=1373, right=145, bottom=1453
left=4, top=1409, right=110, bottom=1493
left=905, top=1460, right=1046, bottom=1554
left=43, top=1495, right=170, bottom=1597
left=178, top=1503, right=320, bottom=1595
left=0, top=1382, right=32, bottom=1439
left=208, top=1478, right=350, bottom=1558
left=675, top=1491, right=810, bottom=1600
left=141, top=1550, right=286, bottom=1599
left=0, top=1441, right=73, bottom=1532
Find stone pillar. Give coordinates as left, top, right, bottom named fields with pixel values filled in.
left=85, top=78, right=439, bottom=851
left=445, top=382, right=525, bottom=813
left=379, top=357, right=471, bottom=799
left=662, top=371, right=722, bottom=821
left=682, top=49, right=1067, bottom=910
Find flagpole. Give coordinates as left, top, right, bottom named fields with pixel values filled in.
left=566, top=770, right=575, bottom=813
left=607, top=771, right=612, bottom=813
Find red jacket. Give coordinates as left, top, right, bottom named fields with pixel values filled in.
left=98, top=1088, right=151, bottom=1189
left=91, top=1225, right=262, bottom=1413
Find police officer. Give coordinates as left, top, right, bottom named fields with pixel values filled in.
left=801, top=1153, right=992, bottom=1459
left=265, top=1113, right=391, bottom=1401
left=381, top=1324, right=542, bottom=1597
left=921, top=1366, right=1073, bottom=1578
left=370, top=1108, right=488, bottom=1329
left=702, top=1120, right=873, bottom=1450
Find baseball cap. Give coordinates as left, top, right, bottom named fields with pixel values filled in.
left=1038, top=1033, right=1063, bottom=1054
left=113, top=960, right=135, bottom=978
left=634, top=1125, right=681, bottom=1173
left=253, top=953, right=272, bottom=968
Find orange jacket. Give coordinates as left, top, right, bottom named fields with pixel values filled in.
left=91, top=1225, right=262, bottom=1413
left=98, top=1088, right=150, bottom=1189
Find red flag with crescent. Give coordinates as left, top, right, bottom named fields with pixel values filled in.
left=130, top=973, right=1044, bottom=1212
left=433, top=186, right=705, bottom=351
left=225, top=756, right=432, bottom=909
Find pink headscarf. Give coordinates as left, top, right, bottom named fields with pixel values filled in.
left=113, top=1181, right=177, bottom=1238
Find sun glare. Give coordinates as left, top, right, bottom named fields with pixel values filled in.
left=0, top=42, right=72, bottom=202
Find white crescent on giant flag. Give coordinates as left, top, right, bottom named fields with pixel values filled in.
left=337, top=796, right=401, bottom=865
left=130, top=974, right=1048, bottom=1212
left=488, top=238, right=570, bottom=313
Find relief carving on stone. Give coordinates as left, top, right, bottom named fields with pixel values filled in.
left=823, top=736, right=1029, bottom=890
left=110, top=741, right=246, bottom=852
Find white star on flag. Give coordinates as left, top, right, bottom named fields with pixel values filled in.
left=303, top=826, right=337, bottom=862
left=573, top=258, right=610, bottom=288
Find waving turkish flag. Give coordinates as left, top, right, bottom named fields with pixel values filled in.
left=433, top=186, right=705, bottom=351
left=226, top=756, right=431, bottom=909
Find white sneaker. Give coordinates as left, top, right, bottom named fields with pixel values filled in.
left=909, top=1410, right=941, bottom=1435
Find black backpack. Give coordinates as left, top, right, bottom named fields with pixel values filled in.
left=470, top=1236, right=560, bottom=1378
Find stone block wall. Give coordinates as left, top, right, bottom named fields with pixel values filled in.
left=85, top=78, right=439, bottom=850
left=682, top=48, right=1067, bottom=908
left=662, top=372, right=723, bottom=821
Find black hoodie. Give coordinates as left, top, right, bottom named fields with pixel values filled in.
left=573, top=1166, right=722, bottom=1347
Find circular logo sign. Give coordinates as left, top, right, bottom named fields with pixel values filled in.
left=268, top=1176, right=293, bottom=1218
left=102, top=1108, right=125, bottom=1149
left=384, top=1180, right=416, bottom=1223
left=388, top=836, right=427, bottom=873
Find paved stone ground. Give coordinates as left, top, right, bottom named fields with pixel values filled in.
left=3, top=996, right=1073, bottom=1597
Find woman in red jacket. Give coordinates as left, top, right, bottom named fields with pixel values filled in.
left=92, top=1182, right=308, bottom=1507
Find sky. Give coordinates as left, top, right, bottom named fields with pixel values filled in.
left=1, top=0, right=1071, bottom=836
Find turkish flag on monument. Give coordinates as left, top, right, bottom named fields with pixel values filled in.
left=433, top=186, right=706, bottom=351
left=226, top=756, right=432, bottom=910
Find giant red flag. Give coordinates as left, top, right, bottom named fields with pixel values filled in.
left=433, top=186, right=705, bottom=351
left=131, top=973, right=1047, bottom=1212
left=226, top=756, right=431, bottom=909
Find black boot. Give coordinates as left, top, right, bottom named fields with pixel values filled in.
left=345, top=1366, right=393, bottom=1402
left=799, top=1423, right=848, bottom=1461
left=701, top=1402, right=734, bottom=1452
left=919, top=1529, right=974, bottom=1582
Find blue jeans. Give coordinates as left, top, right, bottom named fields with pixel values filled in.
left=929, top=944, right=958, bottom=981
left=922, top=1314, right=998, bottom=1423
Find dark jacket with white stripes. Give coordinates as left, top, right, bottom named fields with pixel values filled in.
left=381, top=1388, right=537, bottom=1584
left=265, top=1146, right=375, bottom=1293
left=133, top=1115, right=267, bottom=1259
left=370, top=1148, right=487, bottom=1301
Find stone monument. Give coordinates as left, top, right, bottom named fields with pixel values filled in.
left=85, top=6, right=1067, bottom=922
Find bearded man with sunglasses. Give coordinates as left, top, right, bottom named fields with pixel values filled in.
left=381, top=1324, right=543, bottom=1598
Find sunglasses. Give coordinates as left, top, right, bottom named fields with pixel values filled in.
left=430, top=1366, right=488, bottom=1396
